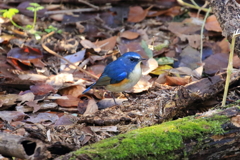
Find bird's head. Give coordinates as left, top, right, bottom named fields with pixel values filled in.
left=119, top=52, right=145, bottom=67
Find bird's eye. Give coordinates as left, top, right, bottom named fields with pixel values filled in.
left=130, top=58, right=134, bottom=61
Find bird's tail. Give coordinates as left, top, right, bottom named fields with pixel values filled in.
left=82, top=82, right=96, bottom=94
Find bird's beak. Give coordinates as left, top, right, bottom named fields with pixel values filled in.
left=141, top=58, right=147, bottom=61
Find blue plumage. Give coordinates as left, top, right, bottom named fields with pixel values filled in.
left=83, top=52, right=144, bottom=95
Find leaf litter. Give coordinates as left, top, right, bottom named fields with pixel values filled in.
left=0, top=0, right=239, bottom=159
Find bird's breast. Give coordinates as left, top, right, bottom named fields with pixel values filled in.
left=106, top=62, right=142, bottom=92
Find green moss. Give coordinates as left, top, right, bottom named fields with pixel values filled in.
left=73, top=115, right=229, bottom=160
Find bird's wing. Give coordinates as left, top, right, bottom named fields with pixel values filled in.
left=95, top=71, right=128, bottom=86
left=110, top=72, right=127, bottom=84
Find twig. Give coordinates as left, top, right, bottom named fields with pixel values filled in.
left=45, top=6, right=111, bottom=15
left=78, top=0, right=99, bottom=10
left=222, top=30, right=240, bottom=106
left=177, top=0, right=210, bottom=12
left=190, top=0, right=199, bottom=7
left=196, top=1, right=209, bottom=18
left=200, top=4, right=211, bottom=62
left=41, top=31, right=98, bottom=79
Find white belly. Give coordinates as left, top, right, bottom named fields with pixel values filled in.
left=106, top=62, right=142, bottom=92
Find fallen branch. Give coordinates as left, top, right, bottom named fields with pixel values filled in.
left=0, top=132, right=50, bottom=160
left=78, top=70, right=240, bottom=126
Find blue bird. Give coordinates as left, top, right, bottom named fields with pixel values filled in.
left=83, top=52, right=145, bottom=104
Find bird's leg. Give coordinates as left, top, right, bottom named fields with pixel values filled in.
left=111, top=92, right=117, bottom=106
left=122, top=92, right=131, bottom=101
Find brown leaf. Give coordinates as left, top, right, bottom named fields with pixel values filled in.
left=217, top=38, right=230, bottom=54
left=148, top=6, right=182, bottom=17
left=80, top=39, right=101, bottom=52
left=95, top=36, right=117, bottom=51
left=88, top=64, right=106, bottom=77
left=233, top=54, right=240, bottom=68
left=142, top=58, right=158, bottom=75
left=205, top=15, right=222, bottom=32
left=130, top=75, right=153, bottom=93
left=83, top=99, right=98, bottom=116
left=25, top=101, right=41, bottom=113
left=55, top=114, right=78, bottom=125
left=120, top=31, right=140, bottom=40
left=56, top=95, right=80, bottom=107
left=59, top=85, right=85, bottom=98
left=203, top=53, right=228, bottom=75
left=165, top=75, right=192, bottom=86
left=26, top=112, right=59, bottom=124
left=77, top=95, right=90, bottom=114
left=118, top=42, right=148, bottom=59
left=7, top=47, right=45, bottom=70
left=127, top=6, right=152, bottom=23
left=30, top=83, right=55, bottom=96
left=17, top=1, right=46, bottom=18
left=178, top=46, right=202, bottom=70
left=168, top=22, right=201, bottom=35
left=50, top=14, right=64, bottom=21
left=179, top=34, right=201, bottom=49
left=0, top=111, right=26, bottom=123
left=0, top=94, right=20, bottom=110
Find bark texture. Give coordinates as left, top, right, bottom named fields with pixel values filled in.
left=0, top=132, right=50, bottom=160
left=209, top=0, right=240, bottom=56
left=56, top=106, right=240, bottom=160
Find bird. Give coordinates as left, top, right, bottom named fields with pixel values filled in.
left=83, top=52, right=145, bottom=105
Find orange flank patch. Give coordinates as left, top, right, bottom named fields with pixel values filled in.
left=109, top=78, right=130, bottom=87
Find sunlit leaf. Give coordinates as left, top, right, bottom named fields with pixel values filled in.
left=150, top=65, right=172, bottom=75
left=2, top=8, right=19, bottom=19
left=156, top=57, right=174, bottom=65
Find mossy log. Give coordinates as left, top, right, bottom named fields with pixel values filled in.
left=56, top=106, right=240, bottom=160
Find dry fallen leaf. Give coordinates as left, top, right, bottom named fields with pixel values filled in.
left=0, top=111, right=26, bottom=123
left=83, top=99, right=98, bottom=116
left=127, top=6, right=152, bottom=23
left=30, top=83, right=55, bottom=96
left=205, top=15, right=222, bottom=32
left=56, top=95, right=80, bottom=107
left=203, top=53, right=228, bottom=75
left=165, top=75, right=192, bottom=86
left=178, top=46, right=202, bottom=70
left=217, top=38, right=230, bottom=54
left=148, top=6, right=182, bottom=17
left=142, top=58, right=159, bottom=75
left=120, top=31, right=140, bottom=40
left=25, top=101, right=41, bottom=113
left=233, top=54, right=240, bottom=68
left=7, top=47, right=45, bottom=70
left=25, top=112, right=59, bottom=124
left=80, top=39, right=101, bottom=52
left=95, top=36, right=117, bottom=51
left=0, top=94, right=20, bottom=108
left=46, top=73, right=74, bottom=90
left=150, top=65, right=172, bottom=75
left=60, top=50, right=86, bottom=73
left=130, top=75, right=153, bottom=93
left=59, top=85, right=85, bottom=98
left=179, top=34, right=201, bottom=49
